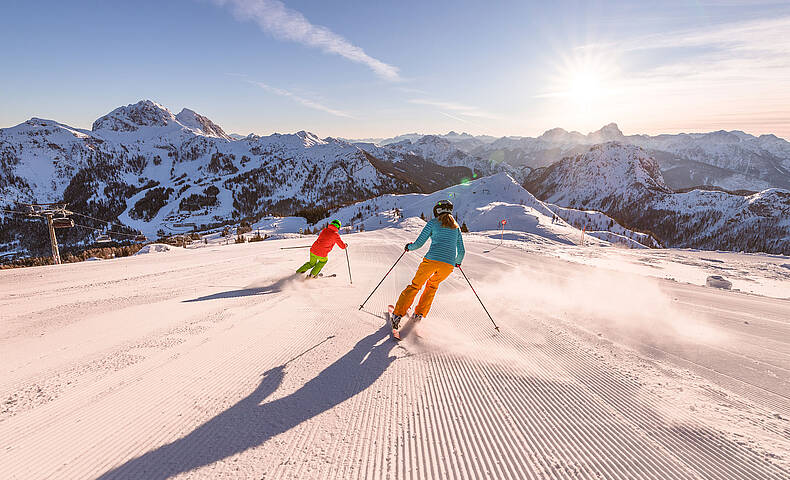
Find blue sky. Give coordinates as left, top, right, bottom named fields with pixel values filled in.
left=2, top=0, right=789, bottom=138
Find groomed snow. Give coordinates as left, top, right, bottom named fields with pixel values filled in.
left=1, top=227, right=788, bottom=479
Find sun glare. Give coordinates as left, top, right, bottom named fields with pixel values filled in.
left=538, top=48, right=622, bottom=126
left=568, top=68, right=605, bottom=107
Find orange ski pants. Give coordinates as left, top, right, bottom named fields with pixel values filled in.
left=394, top=258, right=454, bottom=318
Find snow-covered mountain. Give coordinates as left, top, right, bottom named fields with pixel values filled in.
left=317, top=173, right=654, bottom=249
left=354, top=142, right=476, bottom=192
left=473, top=124, right=790, bottom=191
left=372, top=131, right=498, bottom=149
left=368, top=124, right=790, bottom=192
left=357, top=135, right=530, bottom=183
left=3, top=101, right=788, bottom=257
left=524, top=143, right=790, bottom=254
left=0, top=101, right=422, bottom=254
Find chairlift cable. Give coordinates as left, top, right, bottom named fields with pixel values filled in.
left=72, top=222, right=141, bottom=239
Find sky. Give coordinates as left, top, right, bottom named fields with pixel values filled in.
left=1, top=0, right=789, bottom=139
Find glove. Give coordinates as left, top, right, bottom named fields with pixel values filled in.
left=404, top=243, right=411, bottom=252
left=455, top=263, right=461, bottom=268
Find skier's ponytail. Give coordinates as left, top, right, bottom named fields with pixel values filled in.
left=437, top=213, right=459, bottom=229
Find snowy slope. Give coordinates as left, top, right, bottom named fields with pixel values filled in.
left=1, top=229, right=789, bottom=479
left=316, top=172, right=649, bottom=248
left=525, top=143, right=790, bottom=253
left=546, top=204, right=661, bottom=248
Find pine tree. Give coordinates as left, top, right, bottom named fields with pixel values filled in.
left=461, top=222, right=469, bottom=233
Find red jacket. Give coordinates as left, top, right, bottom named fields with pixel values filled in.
left=311, top=224, right=347, bottom=257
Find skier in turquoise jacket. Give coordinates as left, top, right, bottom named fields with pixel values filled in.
left=391, top=200, right=464, bottom=330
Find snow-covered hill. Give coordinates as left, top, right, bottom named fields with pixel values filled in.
left=316, top=173, right=653, bottom=248
left=525, top=143, right=790, bottom=254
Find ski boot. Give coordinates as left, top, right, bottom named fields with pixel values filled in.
left=391, top=314, right=402, bottom=330
left=412, top=314, right=423, bottom=323
left=390, top=314, right=403, bottom=340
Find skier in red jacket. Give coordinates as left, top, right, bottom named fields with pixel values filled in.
left=296, top=219, right=347, bottom=278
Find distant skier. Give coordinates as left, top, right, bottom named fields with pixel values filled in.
left=296, top=219, right=347, bottom=278
left=391, top=200, right=465, bottom=332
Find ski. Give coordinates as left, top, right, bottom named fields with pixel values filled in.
left=305, top=273, right=337, bottom=279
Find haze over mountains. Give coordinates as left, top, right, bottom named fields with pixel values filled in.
left=358, top=123, right=790, bottom=192
left=2, top=100, right=789, bottom=257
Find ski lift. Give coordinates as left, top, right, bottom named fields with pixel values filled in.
left=96, top=234, right=112, bottom=243
left=52, top=217, right=74, bottom=228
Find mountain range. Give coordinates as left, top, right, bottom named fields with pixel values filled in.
left=361, top=123, right=790, bottom=192
left=2, top=99, right=789, bottom=257
left=0, top=101, right=488, bottom=255
left=524, top=142, right=790, bottom=253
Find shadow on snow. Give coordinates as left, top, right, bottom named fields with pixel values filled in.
left=182, top=275, right=302, bottom=302
left=97, top=327, right=397, bottom=479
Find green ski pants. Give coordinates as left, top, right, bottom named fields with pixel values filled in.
left=296, top=252, right=328, bottom=277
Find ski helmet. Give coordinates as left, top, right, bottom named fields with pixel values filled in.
left=330, top=219, right=342, bottom=228
left=433, top=200, right=454, bottom=217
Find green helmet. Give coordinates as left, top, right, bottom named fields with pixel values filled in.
left=330, top=219, right=342, bottom=228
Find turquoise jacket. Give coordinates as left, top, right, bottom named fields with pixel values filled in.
left=407, top=218, right=465, bottom=266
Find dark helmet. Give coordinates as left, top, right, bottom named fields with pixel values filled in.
left=433, top=199, right=454, bottom=217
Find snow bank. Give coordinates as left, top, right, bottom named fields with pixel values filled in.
left=586, top=231, right=648, bottom=249
left=134, top=243, right=172, bottom=255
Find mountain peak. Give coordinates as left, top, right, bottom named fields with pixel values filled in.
left=587, top=142, right=669, bottom=191
left=175, top=108, right=230, bottom=140
left=294, top=130, right=326, bottom=146
left=92, top=100, right=176, bottom=132
left=588, top=123, right=624, bottom=141
left=539, top=127, right=569, bottom=139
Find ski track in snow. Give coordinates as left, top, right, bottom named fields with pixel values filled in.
left=1, top=231, right=789, bottom=479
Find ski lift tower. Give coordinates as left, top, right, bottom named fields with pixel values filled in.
left=24, top=203, right=73, bottom=265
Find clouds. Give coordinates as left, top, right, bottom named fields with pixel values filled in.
left=534, top=15, right=790, bottom=136
left=248, top=80, right=352, bottom=118
left=408, top=99, right=497, bottom=120
left=212, top=0, right=400, bottom=81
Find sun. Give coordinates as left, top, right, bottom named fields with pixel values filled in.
left=537, top=48, right=622, bottom=125
left=568, top=68, right=605, bottom=108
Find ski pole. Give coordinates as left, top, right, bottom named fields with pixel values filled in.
left=457, top=266, right=500, bottom=332
left=359, top=250, right=406, bottom=310
left=280, top=245, right=311, bottom=250
left=345, top=247, right=353, bottom=285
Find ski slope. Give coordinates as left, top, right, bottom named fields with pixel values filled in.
left=1, top=230, right=789, bottom=479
